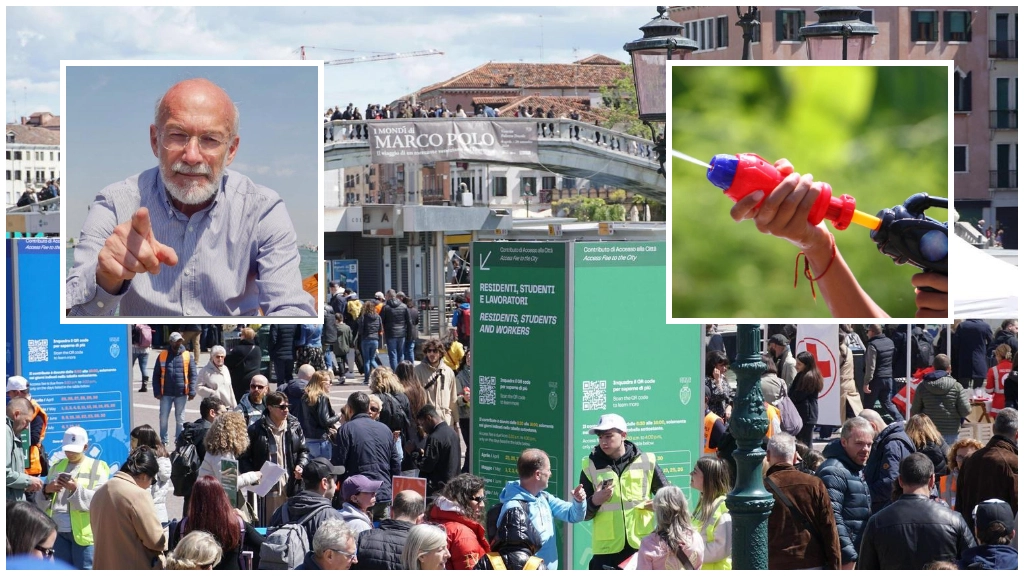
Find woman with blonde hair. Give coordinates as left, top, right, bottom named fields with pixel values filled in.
left=691, top=456, right=732, bottom=570
left=164, top=530, right=222, bottom=570
left=400, top=524, right=450, bottom=570
left=905, top=413, right=950, bottom=477
left=196, top=346, right=235, bottom=409
left=937, top=438, right=983, bottom=509
left=370, top=367, right=413, bottom=455
left=637, top=485, right=704, bottom=570
left=300, top=370, right=340, bottom=459
left=198, top=411, right=261, bottom=507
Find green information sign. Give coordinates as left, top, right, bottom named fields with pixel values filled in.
left=570, top=241, right=703, bottom=570
left=471, top=241, right=569, bottom=509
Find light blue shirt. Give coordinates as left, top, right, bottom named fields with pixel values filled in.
left=498, top=480, right=586, bottom=570
left=66, top=167, right=315, bottom=317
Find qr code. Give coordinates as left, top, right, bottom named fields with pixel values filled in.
left=582, top=380, right=607, bottom=411
left=478, top=376, right=496, bottom=406
left=27, top=339, right=48, bottom=363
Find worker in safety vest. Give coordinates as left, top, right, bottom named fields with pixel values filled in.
left=579, top=413, right=669, bottom=570
left=153, top=331, right=197, bottom=444
left=6, top=375, right=48, bottom=477
left=35, top=426, right=110, bottom=569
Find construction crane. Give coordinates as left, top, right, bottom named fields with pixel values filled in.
left=298, top=46, right=443, bottom=65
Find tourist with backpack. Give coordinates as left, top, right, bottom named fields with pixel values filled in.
left=451, top=295, right=471, bottom=349
left=298, top=371, right=340, bottom=460
left=197, top=411, right=262, bottom=511
left=132, top=324, right=154, bottom=393
left=266, top=457, right=345, bottom=553
left=369, top=367, right=413, bottom=456
left=489, top=449, right=586, bottom=570
left=170, top=475, right=264, bottom=569
left=172, top=397, right=226, bottom=511
left=293, top=520, right=359, bottom=570
left=153, top=332, right=197, bottom=445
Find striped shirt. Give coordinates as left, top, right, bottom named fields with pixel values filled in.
left=66, top=167, right=315, bottom=317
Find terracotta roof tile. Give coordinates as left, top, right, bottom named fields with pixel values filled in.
left=574, top=54, right=624, bottom=66
left=5, top=124, right=60, bottom=146
left=418, top=57, right=629, bottom=96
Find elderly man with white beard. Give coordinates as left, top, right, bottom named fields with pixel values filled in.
left=66, top=78, right=315, bottom=317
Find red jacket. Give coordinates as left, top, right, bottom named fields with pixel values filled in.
left=427, top=504, right=490, bottom=569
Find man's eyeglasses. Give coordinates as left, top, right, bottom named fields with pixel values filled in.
left=272, top=404, right=290, bottom=411
left=330, top=548, right=358, bottom=560
left=35, top=545, right=56, bottom=559
left=160, top=130, right=230, bottom=152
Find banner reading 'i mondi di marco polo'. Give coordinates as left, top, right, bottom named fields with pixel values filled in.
left=367, top=119, right=539, bottom=163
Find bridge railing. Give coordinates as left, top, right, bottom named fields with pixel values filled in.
left=324, top=117, right=659, bottom=164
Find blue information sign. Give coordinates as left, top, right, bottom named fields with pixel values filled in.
left=11, top=239, right=132, bottom=472
left=331, top=259, right=360, bottom=295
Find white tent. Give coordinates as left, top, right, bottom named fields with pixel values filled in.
left=951, top=234, right=1019, bottom=316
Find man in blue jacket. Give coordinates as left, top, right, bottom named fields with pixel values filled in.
left=494, top=449, right=586, bottom=570
left=860, top=409, right=916, bottom=514
left=333, top=391, right=401, bottom=520
left=153, top=332, right=197, bottom=444
left=816, top=416, right=874, bottom=570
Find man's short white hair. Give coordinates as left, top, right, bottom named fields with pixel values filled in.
left=767, top=432, right=797, bottom=463
left=312, top=520, right=354, bottom=556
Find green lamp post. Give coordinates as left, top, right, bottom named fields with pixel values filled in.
left=724, top=324, right=773, bottom=569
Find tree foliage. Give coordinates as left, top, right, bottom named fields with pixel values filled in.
left=599, top=64, right=648, bottom=137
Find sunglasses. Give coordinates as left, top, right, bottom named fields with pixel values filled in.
left=35, top=545, right=56, bottom=559
left=470, top=496, right=486, bottom=503
left=272, top=404, right=290, bottom=411
left=250, top=384, right=267, bottom=389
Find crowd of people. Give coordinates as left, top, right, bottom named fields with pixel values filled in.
left=702, top=322, right=1018, bottom=569
left=6, top=319, right=1016, bottom=570
left=14, top=179, right=60, bottom=208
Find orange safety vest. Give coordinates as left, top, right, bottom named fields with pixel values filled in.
left=157, top=350, right=191, bottom=396
left=703, top=412, right=721, bottom=454
left=26, top=400, right=48, bottom=476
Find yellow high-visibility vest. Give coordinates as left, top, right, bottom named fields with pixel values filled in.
left=582, top=451, right=657, bottom=555
left=46, top=457, right=110, bottom=546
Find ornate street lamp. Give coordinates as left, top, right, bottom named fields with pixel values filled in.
left=736, top=7, right=761, bottom=60
left=623, top=6, right=698, bottom=123
left=725, top=324, right=773, bottom=569
left=799, top=6, right=879, bottom=60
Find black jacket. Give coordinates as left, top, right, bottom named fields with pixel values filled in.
left=354, top=519, right=413, bottom=570
left=269, top=325, right=297, bottom=361
left=268, top=490, right=342, bottom=548
left=788, top=372, right=820, bottom=427
left=294, top=551, right=323, bottom=570
left=416, top=420, right=461, bottom=495
left=578, top=440, right=668, bottom=520
left=866, top=333, right=895, bottom=380
left=225, top=339, right=262, bottom=402
left=474, top=501, right=543, bottom=570
left=952, top=320, right=993, bottom=379
left=381, top=299, right=410, bottom=339
left=406, top=306, right=420, bottom=343
left=333, top=414, right=401, bottom=502
left=816, top=439, right=872, bottom=565
left=857, top=494, right=976, bottom=569
left=322, top=312, right=338, bottom=346
left=241, top=414, right=310, bottom=497
left=297, top=395, right=339, bottom=442
left=358, top=313, right=383, bottom=341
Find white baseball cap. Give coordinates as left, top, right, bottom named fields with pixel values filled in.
left=62, top=426, right=89, bottom=452
left=589, top=413, right=628, bottom=435
left=6, top=375, right=29, bottom=392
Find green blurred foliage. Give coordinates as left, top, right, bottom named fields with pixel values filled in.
left=670, top=66, right=947, bottom=318
left=552, top=196, right=627, bottom=221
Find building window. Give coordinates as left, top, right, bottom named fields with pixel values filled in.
left=14, top=170, right=21, bottom=181
left=776, top=10, right=805, bottom=42
left=493, top=176, right=507, bottom=197
left=911, top=10, right=938, bottom=42
left=368, top=182, right=375, bottom=191
left=13, top=151, right=21, bottom=160
left=944, top=10, right=972, bottom=42
left=50, top=171, right=55, bottom=180
left=541, top=176, right=557, bottom=190
left=954, top=70, right=972, bottom=112
left=716, top=16, right=729, bottom=48
left=6, top=132, right=13, bottom=143
left=36, top=171, right=44, bottom=183
left=50, top=151, right=54, bottom=161
left=520, top=176, right=537, bottom=197
left=5, top=170, right=10, bottom=181
left=953, top=146, right=967, bottom=173
left=5, top=151, right=9, bottom=160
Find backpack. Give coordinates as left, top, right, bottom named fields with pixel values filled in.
left=380, top=393, right=408, bottom=435
left=911, top=330, right=935, bottom=371
left=170, top=425, right=201, bottom=497
left=259, top=503, right=331, bottom=570
left=132, top=324, right=153, bottom=348
left=458, top=305, right=471, bottom=337
left=773, top=386, right=803, bottom=436
left=485, top=499, right=531, bottom=544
